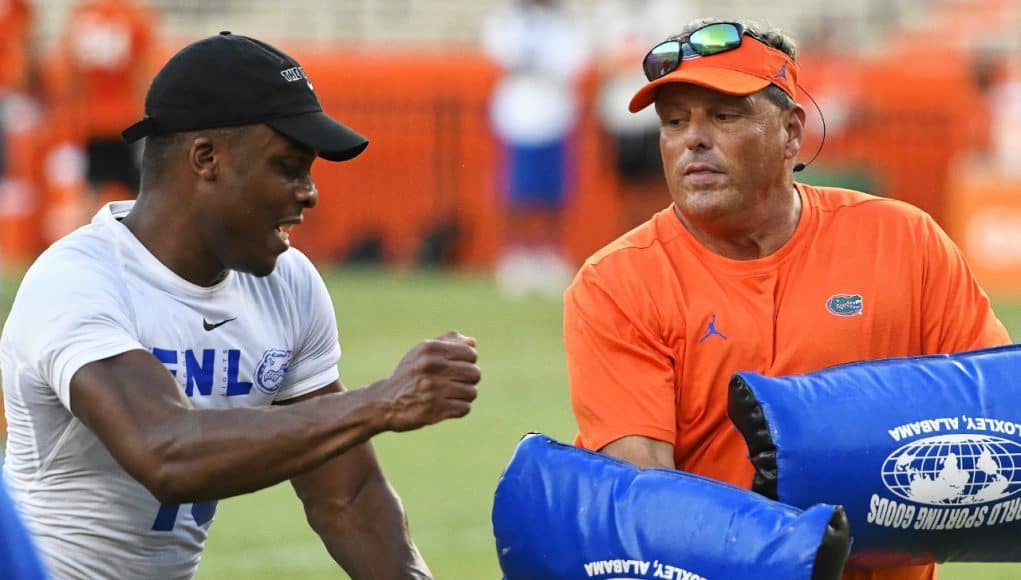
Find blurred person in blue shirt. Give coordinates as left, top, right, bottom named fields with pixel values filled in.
left=483, top=0, right=588, bottom=298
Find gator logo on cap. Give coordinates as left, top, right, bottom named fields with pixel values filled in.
left=826, top=293, right=863, bottom=316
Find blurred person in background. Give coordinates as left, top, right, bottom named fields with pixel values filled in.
left=563, top=17, right=1010, bottom=580
left=0, top=0, right=35, bottom=273
left=482, top=0, right=587, bottom=298
left=592, top=0, right=692, bottom=232
left=963, top=44, right=1005, bottom=162
left=55, top=0, right=157, bottom=211
left=1, top=32, right=481, bottom=579
left=0, top=0, right=32, bottom=180
left=989, top=52, right=1021, bottom=178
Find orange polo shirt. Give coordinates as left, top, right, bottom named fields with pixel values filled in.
left=564, top=183, right=1011, bottom=580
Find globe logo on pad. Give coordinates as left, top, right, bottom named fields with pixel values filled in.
left=881, top=434, right=1021, bottom=506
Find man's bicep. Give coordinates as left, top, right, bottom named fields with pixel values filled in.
left=564, top=278, right=677, bottom=453
left=282, top=382, right=430, bottom=577
left=288, top=440, right=384, bottom=519
left=600, top=435, right=675, bottom=469
left=69, top=350, right=192, bottom=480
left=5, top=257, right=141, bottom=407
left=921, top=219, right=1012, bottom=351
left=281, top=382, right=386, bottom=530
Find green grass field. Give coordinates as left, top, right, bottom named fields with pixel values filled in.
left=3, top=268, right=1021, bottom=579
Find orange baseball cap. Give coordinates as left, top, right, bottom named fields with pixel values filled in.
left=629, top=35, right=798, bottom=113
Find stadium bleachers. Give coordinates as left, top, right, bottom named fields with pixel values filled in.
left=30, top=0, right=954, bottom=50
left=14, top=0, right=1021, bottom=279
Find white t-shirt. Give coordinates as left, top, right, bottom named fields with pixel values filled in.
left=482, top=2, right=588, bottom=145
left=1, top=201, right=341, bottom=579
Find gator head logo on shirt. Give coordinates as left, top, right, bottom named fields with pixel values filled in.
left=255, top=349, right=293, bottom=395
left=826, top=294, right=864, bottom=316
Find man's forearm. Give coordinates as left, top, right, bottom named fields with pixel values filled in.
left=144, top=387, right=388, bottom=503
left=71, top=335, right=479, bottom=507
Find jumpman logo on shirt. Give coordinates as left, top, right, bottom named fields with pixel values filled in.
left=698, top=313, right=728, bottom=343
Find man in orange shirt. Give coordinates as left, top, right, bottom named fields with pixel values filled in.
left=563, top=18, right=1011, bottom=580
left=57, top=0, right=156, bottom=206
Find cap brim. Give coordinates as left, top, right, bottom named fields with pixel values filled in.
left=267, top=111, right=369, bottom=161
left=629, top=68, right=771, bottom=113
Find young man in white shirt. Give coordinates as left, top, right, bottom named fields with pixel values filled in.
left=1, top=31, right=481, bottom=579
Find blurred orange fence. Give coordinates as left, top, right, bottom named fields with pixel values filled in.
left=946, top=169, right=1021, bottom=297
left=1, top=40, right=1018, bottom=275
left=288, top=48, right=623, bottom=269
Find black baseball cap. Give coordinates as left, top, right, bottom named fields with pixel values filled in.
left=122, top=31, right=368, bottom=161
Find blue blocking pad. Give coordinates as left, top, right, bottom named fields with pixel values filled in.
left=728, top=344, right=1021, bottom=568
left=0, top=482, right=47, bottom=580
left=492, top=433, right=849, bottom=580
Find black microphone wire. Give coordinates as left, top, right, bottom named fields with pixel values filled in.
left=794, top=85, right=826, bottom=173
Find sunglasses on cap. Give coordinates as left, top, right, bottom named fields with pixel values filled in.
left=642, top=22, right=770, bottom=82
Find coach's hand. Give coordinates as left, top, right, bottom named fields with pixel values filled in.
left=373, top=331, right=481, bottom=432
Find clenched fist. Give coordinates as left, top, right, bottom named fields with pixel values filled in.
left=370, top=331, right=481, bottom=432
